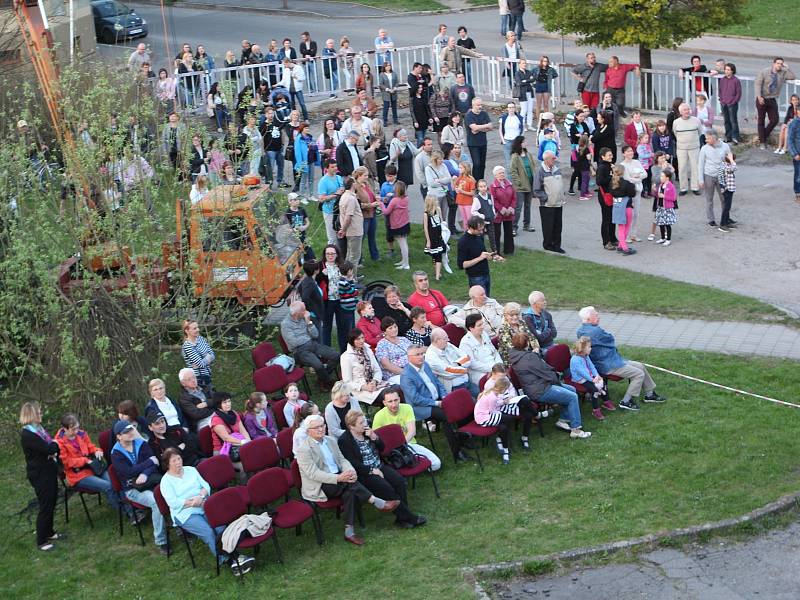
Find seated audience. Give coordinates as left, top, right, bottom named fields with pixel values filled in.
left=459, top=314, right=502, bottom=386
left=425, top=327, right=477, bottom=395
left=147, top=412, right=203, bottom=468
left=159, top=448, right=255, bottom=576
left=372, top=285, right=413, bottom=335
left=283, top=383, right=307, bottom=428
left=405, top=306, right=433, bottom=346
left=375, top=317, right=413, bottom=383
left=242, top=392, right=279, bottom=440
left=292, top=402, right=320, bottom=449
left=295, top=414, right=401, bottom=546
left=116, top=400, right=149, bottom=441
left=55, top=413, right=127, bottom=517
left=570, top=336, right=614, bottom=421
left=324, top=381, right=361, bottom=439
left=338, top=410, right=427, bottom=528
left=281, top=301, right=339, bottom=391
left=522, top=291, right=557, bottom=353
left=178, top=368, right=218, bottom=431
left=576, top=306, right=666, bottom=411
left=407, top=270, right=450, bottom=327
left=144, top=378, right=187, bottom=431
left=372, top=386, right=442, bottom=471
left=210, top=391, right=251, bottom=480
left=474, top=375, right=538, bottom=462
left=110, top=420, right=168, bottom=553
left=340, top=328, right=387, bottom=407
left=400, top=345, right=471, bottom=462
left=449, top=285, right=505, bottom=335
left=507, top=333, right=591, bottom=439
left=356, top=301, right=383, bottom=349
left=497, top=302, right=539, bottom=364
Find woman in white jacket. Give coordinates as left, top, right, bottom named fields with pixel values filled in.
left=620, top=144, right=647, bottom=243
left=340, top=328, right=387, bottom=407
left=458, top=313, right=502, bottom=386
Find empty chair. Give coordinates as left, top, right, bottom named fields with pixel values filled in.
left=441, top=388, right=498, bottom=471
left=247, top=467, right=320, bottom=544
left=197, top=454, right=235, bottom=491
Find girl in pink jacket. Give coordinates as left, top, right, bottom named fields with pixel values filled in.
left=383, top=180, right=411, bottom=269
left=654, top=167, right=678, bottom=246
left=474, top=375, right=538, bottom=463
left=489, top=166, right=516, bottom=257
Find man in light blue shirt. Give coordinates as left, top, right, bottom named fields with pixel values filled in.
left=317, top=159, right=344, bottom=244
left=374, top=28, right=394, bottom=66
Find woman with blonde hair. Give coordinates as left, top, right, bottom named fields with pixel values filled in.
left=496, top=301, right=539, bottom=363
left=20, top=402, right=60, bottom=551
left=181, top=319, right=215, bottom=391
left=323, top=381, right=360, bottom=439
left=423, top=195, right=445, bottom=281
left=341, top=328, right=387, bottom=407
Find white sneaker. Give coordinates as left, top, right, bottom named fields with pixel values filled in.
left=570, top=429, right=592, bottom=439
left=395, top=264, right=410, bottom=270
left=662, top=240, right=672, bottom=246
left=774, top=148, right=781, bottom=154
left=778, top=149, right=786, bottom=155
left=394, top=261, right=404, bottom=266
left=655, top=238, right=665, bottom=244
left=554, top=420, right=571, bottom=432
left=647, top=234, right=655, bottom=241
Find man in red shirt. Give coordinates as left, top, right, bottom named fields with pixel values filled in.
left=603, top=55, right=639, bottom=117
left=407, top=271, right=449, bottom=327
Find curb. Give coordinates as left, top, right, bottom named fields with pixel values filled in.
left=463, top=490, right=800, bottom=599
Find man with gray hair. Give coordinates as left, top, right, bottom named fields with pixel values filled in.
left=280, top=301, right=339, bottom=391
left=334, top=130, right=362, bottom=177
left=425, top=327, right=477, bottom=395
left=672, top=102, right=703, bottom=195
left=449, top=284, right=504, bottom=335
left=576, top=306, right=665, bottom=411
left=698, top=129, right=733, bottom=227
left=177, top=368, right=218, bottom=431
left=533, top=150, right=565, bottom=254
left=295, top=414, right=400, bottom=546
left=522, top=291, right=557, bottom=352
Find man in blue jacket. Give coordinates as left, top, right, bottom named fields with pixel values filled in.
left=400, top=345, right=472, bottom=462
left=788, top=111, right=800, bottom=204
left=576, top=306, right=665, bottom=411
left=110, top=420, right=168, bottom=554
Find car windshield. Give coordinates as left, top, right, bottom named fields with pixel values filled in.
left=252, top=193, right=300, bottom=264
left=94, top=1, right=130, bottom=17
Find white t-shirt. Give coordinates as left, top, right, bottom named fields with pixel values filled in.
left=502, top=113, right=523, bottom=141
left=153, top=397, right=181, bottom=427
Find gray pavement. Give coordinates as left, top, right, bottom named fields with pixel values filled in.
left=490, top=521, right=800, bottom=599
left=549, top=311, right=800, bottom=360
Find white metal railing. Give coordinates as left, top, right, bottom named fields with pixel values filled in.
left=172, top=45, right=800, bottom=124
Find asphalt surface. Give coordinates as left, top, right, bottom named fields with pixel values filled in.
left=117, top=4, right=790, bottom=77
left=489, top=520, right=800, bottom=599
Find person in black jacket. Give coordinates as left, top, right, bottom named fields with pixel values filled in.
left=147, top=413, right=204, bottom=468
left=595, top=146, right=617, bottom=250
left=297, top=260, right=325, bottom=334
left=20, top=402, right=60, bottom=551
left=178, top=368, right=219, bottom=431
left=335, top=130, right=362, bottom=177
left=338, top=410, right=426, bottom=528
left=188, top=134, right=208, bottom=182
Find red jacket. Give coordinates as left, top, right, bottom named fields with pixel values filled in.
left=55, top=428, right=101, bottom=487
left=357, top=315, right=384, bottom=349
left=490, top=179, right=516, bottom=222
left=624, top=121, right=650, bottom=151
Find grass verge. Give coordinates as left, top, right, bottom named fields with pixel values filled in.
left=1, top=349, right=798, bottom=599
left=340, top=0, right=448, bottom=11
left=715, top=0, right=800, bottom=41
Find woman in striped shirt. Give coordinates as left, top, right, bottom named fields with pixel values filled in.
left=181, top=320, right=215, bottom=391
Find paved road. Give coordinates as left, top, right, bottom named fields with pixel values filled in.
left=122, top=3, right=792, bottom=77
left=490, top=520, right=800, bottom=599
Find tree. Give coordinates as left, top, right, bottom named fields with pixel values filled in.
left=533, top=0, right=747, bottom=70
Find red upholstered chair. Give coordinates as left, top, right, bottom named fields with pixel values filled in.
left=153, top=485, right=197, bottom=566
left=544, top=343, right=589, bottom=395
left=478, top=373, right=490, bottom=391
left=98, top=429, right=113, bottom=459
left=239, top=437, right=281, bottom=475
left=204, top=486, right=283, bottom=576
left=375, top=424, right=440, bottom=498
left=441, top=388, right=498, bottom=471
left=247, top=468, right=320, bottom=544
left=253, top=365, right=290, bottom=397
left=442, top=323, right=466, bottom=347
left=271, top=398, right=289, bottom=430
left=197, top=426, right=214, bottom=457
left=108, top=464, right=146, bottom=545
left=197, top=454, right=236, bottom=491
left=290, top=460, right=365, bottom=530
left=276, top=428, right=294, bottom=464
left=251, top=342, right=278, bottom=370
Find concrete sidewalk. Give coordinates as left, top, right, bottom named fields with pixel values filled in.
left=549, top=310, right=800, bottom=360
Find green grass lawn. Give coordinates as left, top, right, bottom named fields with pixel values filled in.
left=307, top=218, right=790, bottom=325
left=1, top=349, right=798, bottom=599
left=716, top=0, right=800, bottom=41
left=343, top=0, right=448, bottom=11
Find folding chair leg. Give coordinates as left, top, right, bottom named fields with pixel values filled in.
left=183, top=529, right=197, bottom=568
left=429, top=469, right=441, bottom=499
left=425, top=422, right=437, bottom=453
left=133, top=512, right=146, bottom=546
left=474, top=448, right=484, bottom=472
left=63, top=486, right=70, bottom=524
left=118, top=506, right=124, bottom=537
left=165, top=529, right=171, bottom=559
left=312, top=513, right=324, bottom=545
left=537, top=418, right=544, bottom=438
left=79, top=493, right=94, bottom=529
left=302, top=374, right=312, bottom=396
left=271, top=533, right=284, bottom=564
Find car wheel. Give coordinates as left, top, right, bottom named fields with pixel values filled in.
left=101, top=28, right=116, bottom=44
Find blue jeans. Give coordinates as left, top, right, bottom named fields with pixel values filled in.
left=794, top=159, right=800, bottom=194
left=720, top=103, right=740, bottom=141
left=305, top=62, right=317, bottom=93
left=500, top=13, right=509, bottom=35
left=502, top=141, right=513, bottom=171
left=468, top=274, right=491, bottom=298
left=298, top=168, right=315, bottom=197
left=74, top=472, right=124, bottom=512
left=415, top=128, right=427, bottom=146
left=291, top=90, right=308, bottom=121
left=214, top=106, right=230, bottom=130
left=453, top=381, right=479, bottom=398
left=266, top=150, right=284, bottom=184
left=383, top=96, right=398, bottom=124
left=539, top=383, right=582, bottom=429
left=176, top=513, right=227, bottom=563
left=125, top=488, right=167, bottom=545
left=364, top=216, right=379, bottom=260
left=328, top=70, right=339, bottom=93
